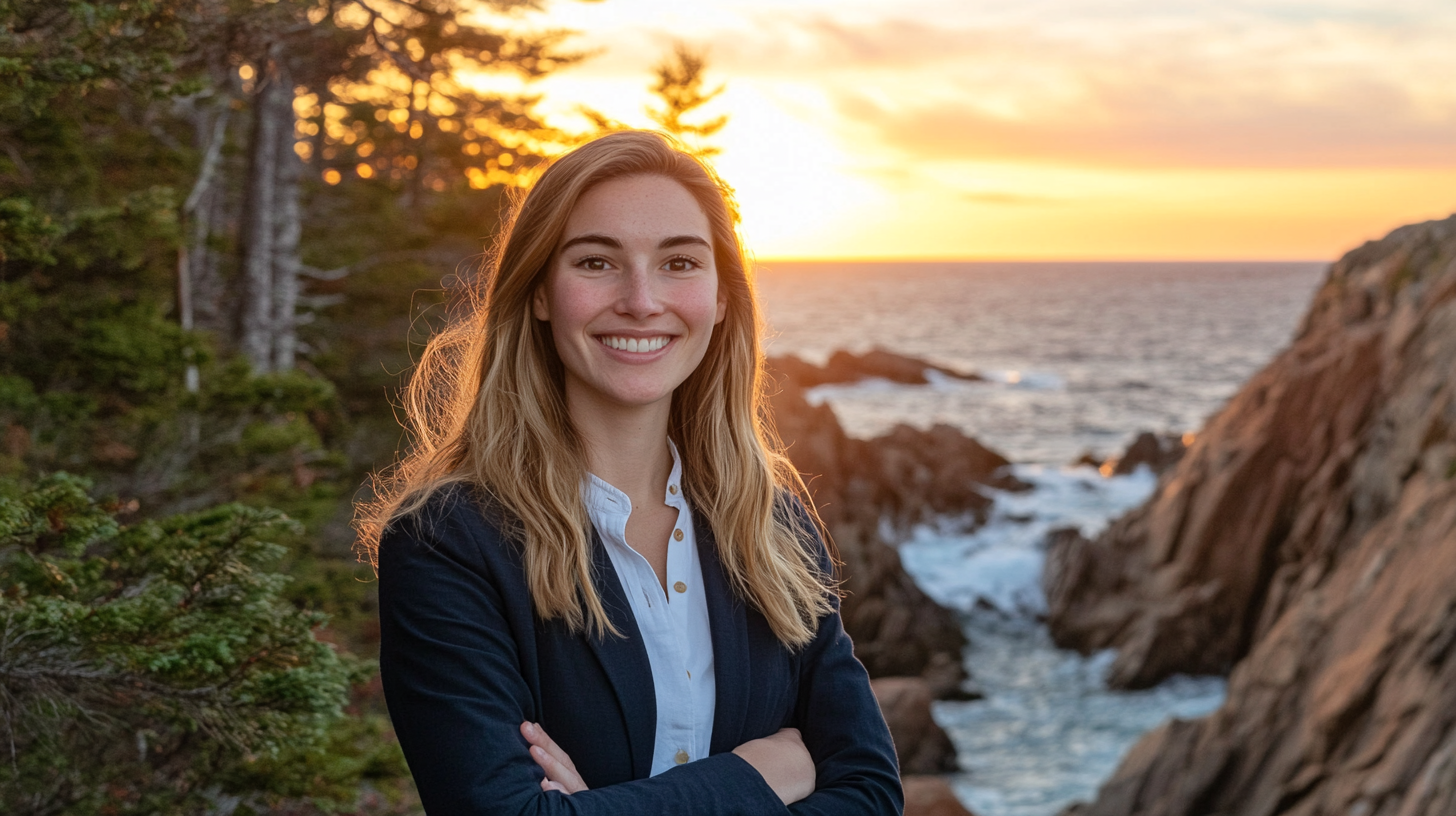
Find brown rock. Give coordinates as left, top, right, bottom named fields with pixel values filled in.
left=921, top=651, right=983, bottom=701
left=871, top=676, right=958, bottom=774
left=902, top=776, right=977, bottom=816
left=1106, top=431, right=1189, bottom=476
left=766, top=357, right=1023, bottom=690
left=1047, top=215, right=1456, bottom=814
left=1070, top=432, right=1191, bottom=477
left=768, top=348, right=982, bottom=389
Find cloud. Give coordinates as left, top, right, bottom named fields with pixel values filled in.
left=544, top=1, right=1456, bottom=169
left=835, top=78, right=1456, bottom=168
left=723, top=7, right=1456, bottom=169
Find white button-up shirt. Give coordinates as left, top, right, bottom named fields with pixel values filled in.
left=582, top=441, right=716, bottom=776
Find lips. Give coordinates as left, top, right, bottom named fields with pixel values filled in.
left=597, top=335, right=672, bottom=353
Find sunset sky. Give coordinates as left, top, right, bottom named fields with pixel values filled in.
left=491, top=0, right=1456, bottom=261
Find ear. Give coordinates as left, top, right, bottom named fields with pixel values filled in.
left=532, top=284, right=550, bottom=322
left=714, top=288, right=728, bottom=325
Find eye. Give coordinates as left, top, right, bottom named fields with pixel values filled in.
left=575, top=256, right=611, bottom=272
left=664, top=256, right=701, bottom=273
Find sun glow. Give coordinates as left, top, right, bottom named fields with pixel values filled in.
left=708, top=84, right=878, bottom=258
left=486, top=0, right=1456, bottom=260
left=508, top=69, right=874, bottom=258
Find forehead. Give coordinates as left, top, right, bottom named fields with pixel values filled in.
left=562, top=174, right=711, bottom=244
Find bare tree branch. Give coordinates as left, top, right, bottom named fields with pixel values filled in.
left=181, top=98, right=232, bottom=216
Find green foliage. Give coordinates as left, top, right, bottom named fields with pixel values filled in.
left=297, top=0, right=578, bottom=195
left=0, top=196, right=60, bottom=265
left=0, top=3, right=725, bottom=812
left=50, top=185, right=182, bottom=277
left=0, top=0, right=194, bottom=116
left=0, top=473, right=372, bottom=815
left=0, top=297, right=347, bottom=515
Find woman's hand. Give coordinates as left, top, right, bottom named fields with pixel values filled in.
left=732, top=727, right=816, bottom=805
left=522, top=721, right=589, bottom=794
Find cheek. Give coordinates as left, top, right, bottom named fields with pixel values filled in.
left=685, top=279, right=725, bottom=329
left=538, top=275, right=597, bottom=332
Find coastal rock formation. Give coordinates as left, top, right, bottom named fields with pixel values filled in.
left=769, top=349, right=982, bottom=389
left=766, top=356, right=1021, bottom=694
left=1045, top=216, right=1456, bottom=814
left=1071, top=431, right=1190, bottom=477
left=1108, top=431, right=1190, bottom=476
left=871, top=676, right=958, bottom=774
left=902, top=776, right=978, bottom=816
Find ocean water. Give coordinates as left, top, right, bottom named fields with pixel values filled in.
left=755, top=261, right=1327, bottom=816
left=757, top=261, right=1326, bottom=466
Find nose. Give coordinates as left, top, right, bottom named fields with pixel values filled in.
left=617, top=263, right=663, bottom=319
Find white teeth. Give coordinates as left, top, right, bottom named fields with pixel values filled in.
left=601, top=336, right=669, bottom=352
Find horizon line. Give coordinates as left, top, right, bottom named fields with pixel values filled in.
left=752, top=255, right=1332, bottom=265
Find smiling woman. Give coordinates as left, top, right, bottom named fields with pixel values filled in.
left=355, top=131, right=902, bottom=814
left=532, top=174, right=728, bottom=416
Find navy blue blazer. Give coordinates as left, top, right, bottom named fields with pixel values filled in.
left=378, top=484, right=903, bottom=815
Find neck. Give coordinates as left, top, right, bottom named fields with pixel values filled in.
left=568, top=393, right=674, bottom=500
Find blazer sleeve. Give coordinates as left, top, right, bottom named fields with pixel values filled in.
left=377, top=489, right=787, bottom=816
left=785, top=498, right=906, bottom=816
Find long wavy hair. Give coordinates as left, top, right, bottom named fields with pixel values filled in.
left=355, top=130, right=833, bottom=647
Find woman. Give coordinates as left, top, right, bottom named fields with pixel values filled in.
left=358, top=130, right=902, bottom=814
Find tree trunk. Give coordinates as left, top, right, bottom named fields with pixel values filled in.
left=179, top=96, right=231, bottom=391
left=271, top=87, right=302, bottom=372
left=236, top=45, right=289, bottom=372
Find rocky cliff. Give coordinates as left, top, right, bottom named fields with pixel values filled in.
left=1047, top=216, right=1456, bottom=814
left=768, top=352, right=1021, bottom=694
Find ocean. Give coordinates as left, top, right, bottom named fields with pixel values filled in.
left=757, top=260, right=1326, bottom=465
left=755, top=261, right=1328, bottom=816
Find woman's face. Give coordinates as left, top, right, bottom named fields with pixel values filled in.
left=533, top=174, right=727, bottom=418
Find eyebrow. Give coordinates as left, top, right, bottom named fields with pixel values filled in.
left=559, top=233, right=711, bottom=252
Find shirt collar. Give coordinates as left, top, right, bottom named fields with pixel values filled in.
left=663, top=439, right=685, bottom=506
left=582, top=439, right=686, bottom=517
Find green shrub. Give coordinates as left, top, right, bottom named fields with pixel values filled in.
left=0, top=473, right=373, bottom=815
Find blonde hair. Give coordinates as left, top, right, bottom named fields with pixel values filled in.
left=356, top=130, right=833, bottom=647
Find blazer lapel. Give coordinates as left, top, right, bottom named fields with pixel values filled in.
left=584, top=527, right=657, bottom=779
left=697, top=511, right=751, bottom=755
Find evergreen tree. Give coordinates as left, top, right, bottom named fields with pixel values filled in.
left=0, top=473, right=376, bottom=815
left=646, top=41, right=726, bottom=157
left=0, top=7, right=737, bottom=811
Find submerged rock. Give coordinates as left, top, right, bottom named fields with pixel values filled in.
left=768, top=348, right=982, bottom=389
left=1045, top=215, right=1456, bottom=813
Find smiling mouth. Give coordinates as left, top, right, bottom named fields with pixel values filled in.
left=598, top=335, right=672, bottom=353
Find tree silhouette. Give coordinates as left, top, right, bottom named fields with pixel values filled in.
left=646, top=41, right=727, bottom=157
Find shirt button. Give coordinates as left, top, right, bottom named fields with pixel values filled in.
left=673, top=581, right=687, bottom=593
left=669, top=484, right=678, bottom=495
left=673, top=529, right=684, bottom=541
left=675, top=749, right=689, bottom=764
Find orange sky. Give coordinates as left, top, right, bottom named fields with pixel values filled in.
left=486, top=0, right=1456, bottom=261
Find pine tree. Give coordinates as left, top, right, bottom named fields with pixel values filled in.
left=0, top=473, right=372, bottom=815
left=646, top=41, right=727, bottom=158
